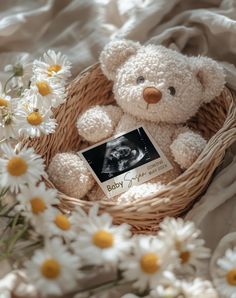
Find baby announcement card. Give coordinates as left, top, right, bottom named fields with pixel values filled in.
left=79, top=126, right=173, bottom=198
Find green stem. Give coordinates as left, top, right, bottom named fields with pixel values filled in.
left=0, top=214, right=14, bottom=219
left=0, top=187, right=9, bottom=198
left=0, top=138, right=7, bottom=145
left=27, top=80, right=31, bottom=89
left=0, top=217, right=14, bottom=238
left=76, top=278, right=130, bottom=295
left=11, top=213, right=20, bottom=229
left=16, top=86, right=24, bottom=97
left=0, top=202, right=18, bottom=216
left=3, top=74, right=15, bottom=94
left=7, top=222, right=29, bottom=254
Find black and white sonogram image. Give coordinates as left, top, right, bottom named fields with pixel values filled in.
left=81, top=127, right=160, bottom=182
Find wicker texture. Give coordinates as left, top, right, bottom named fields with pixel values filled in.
left=28, top=63, right=236, bottom=233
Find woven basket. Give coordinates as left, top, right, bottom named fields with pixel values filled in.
left=28, top=63, right=236, bottom=233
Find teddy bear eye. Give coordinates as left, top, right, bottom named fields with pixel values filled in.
left=168, top=86, right=176, bottom=96
left=136, top=76, right=145, bottom=84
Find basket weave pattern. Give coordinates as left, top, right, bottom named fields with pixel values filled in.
left=28, top=64, right=236, bottom=233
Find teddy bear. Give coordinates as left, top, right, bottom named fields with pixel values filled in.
left=48, top=39, right=225, bottom=203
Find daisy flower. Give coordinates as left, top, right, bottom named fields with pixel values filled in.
left=151, top=284, right=179, bottom=298
left=16, top=182, right=59, bottom=227
left=0, top=81, right=14, bottom=108
left=214, top=246, right=236, bottom=298
left=120, top=235, right=178, bottom=292
left=15, top=104, right=57, bottom=138
left=0, top=143, right=46, bottom=192
left=4, top=53, right=32, bottom=90
left=24, top=237, right=81, bottom=297
left=0, top=81, right=17, bottom=112
left=33, top=50, right=71, bottom=81
left=71, top=204, right=132, bottom=267
left=0, top=96, right=19, bottom=140
left=159, top=217, right=210, bottom=275
left=39, top=208, right=77, bottom=241
left=23, top=76, right=65, bottom=109
left=0, top=113, right=19, bottom=140
left=181, top=279, right=218, bottom=298
left=151, top=272, right=218, bottom=297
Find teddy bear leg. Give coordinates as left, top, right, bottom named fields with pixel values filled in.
left=48, top=152, right=95, bottom=199
left=118, top=182, right=166, bottom=203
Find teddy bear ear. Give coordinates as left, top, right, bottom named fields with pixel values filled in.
left=100, top=39, right=141, bottom=80
left=190, top=56, right=225, bottom=103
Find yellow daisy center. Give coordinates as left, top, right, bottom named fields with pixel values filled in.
left=27, top=111, right=43, bottom=126
left=180, top=251, right=191, bottom=264
left=227, top=268, right=236, bottom=286
left=0, top=98, right=8, bottom=107
left=7, top=156, right=28, bottom=176
left=36, top=81, right=52, bottom=96
left=54, top=214, right=71, bottom=230
left=47, top=64, right=61, bottom=76
left=93, top=230, right=114, bottom=249
left=30, top=197, right=46, bottom=214
left=41, top=259, right=61, bottom=279
left=140, top=253, right=159, bottom=274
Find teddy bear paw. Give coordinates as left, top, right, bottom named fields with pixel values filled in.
left=170, top=132, right=207, bottom=169
left=48, top=152, right=95, bottom=199
left=77, top=106, right=122, bottom=143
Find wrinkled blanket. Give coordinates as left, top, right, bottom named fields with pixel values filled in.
left=0, top=0, right=236, bottom=297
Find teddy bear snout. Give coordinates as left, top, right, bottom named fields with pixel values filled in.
left=143, top=87, right=162, bottom=104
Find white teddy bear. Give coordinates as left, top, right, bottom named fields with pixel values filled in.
left=48, top=40, right=225, bottom=202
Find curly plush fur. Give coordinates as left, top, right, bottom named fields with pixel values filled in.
left=48, top=40, right=225, bottom=202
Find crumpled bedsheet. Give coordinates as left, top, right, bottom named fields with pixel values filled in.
left=0, top=0, right=236, bottom=297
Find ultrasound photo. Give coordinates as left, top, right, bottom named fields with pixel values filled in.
left=81, top=127, right=160, bottom=183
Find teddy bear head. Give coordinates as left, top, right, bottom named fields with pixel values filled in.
left=100, top=40, right=225, bottom=123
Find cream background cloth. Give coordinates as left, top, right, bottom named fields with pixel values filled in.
left=0, top=0, right=236, bottom=297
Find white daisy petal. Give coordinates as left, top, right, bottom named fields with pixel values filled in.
left=213, top=246, right=236, bottom=297
left=0, top=143, right=46, bottom=192
left=120, top=235, right=178, bottom=292
left=150, top=272, right=218, bottom=298
left=38, top=208, right=77, bottom=241
left=33, top=50, right=72, bottom=82
left=23, top=76, right=65, bottom=110
left=16, top=182, right=59, bottom=227
left=71, top=205, right=132, bottom=268
left=24, top=237, right=81, bottom=297
left=15, top=103, right=57, bottom=138
left=158, top=217, right=211, bottom=276
left=0, top=86, right=19, bottom=140
left=4, top=54, right=32, bottom=90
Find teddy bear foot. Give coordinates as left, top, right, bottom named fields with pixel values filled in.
left=48, top=152, right=95, bottom=199
left=117, top=182, right=166, bottom=203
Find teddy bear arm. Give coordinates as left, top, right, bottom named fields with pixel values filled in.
left=76, top=105, right=123, bottom=143
left=170, top=128, right=207, bottom=169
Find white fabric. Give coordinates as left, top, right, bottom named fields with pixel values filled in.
left=1, top=0, right=236, bottom=297
left=186, top=154, right=236, bottom=250
left=0, top=0, right=236, bottom=87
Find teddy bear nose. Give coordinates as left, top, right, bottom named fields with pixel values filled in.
left=143, top=87, right=162, bottom=104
